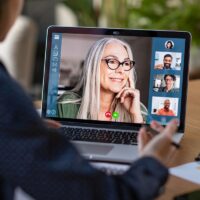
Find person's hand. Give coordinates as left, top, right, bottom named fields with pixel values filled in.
left=137, top=119, right=179, bottom=165
left=154, top=64, right=163, bottom=69
left=44, top=119, right=62, bottom=129
left=116, top=78, right=143, bottom=123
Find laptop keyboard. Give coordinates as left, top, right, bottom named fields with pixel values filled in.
left=61, top=126, right=138, bottom=145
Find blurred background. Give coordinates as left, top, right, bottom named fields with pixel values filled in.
left=0, top=0, right=199, bottom=99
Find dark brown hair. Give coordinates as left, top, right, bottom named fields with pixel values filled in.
left=0, top=1, right=4, bottom=19
left=164, top=74, right=176, bottom=81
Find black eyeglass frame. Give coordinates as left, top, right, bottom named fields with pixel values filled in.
left=102, top=58, right=135, bottom=71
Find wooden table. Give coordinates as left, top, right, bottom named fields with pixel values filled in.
left=157, top=79, right=200, bottom=200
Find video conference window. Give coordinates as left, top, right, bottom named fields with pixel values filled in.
left=151, top=96, right=178, bottom=116
left=153, top=74, right=180, bottom=93
left=56, top=35, right=152, bottom=123
left=154, top=51, right=182, bottom=70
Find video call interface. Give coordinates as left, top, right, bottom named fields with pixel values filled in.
left=45, top=32, right=186, bottom=125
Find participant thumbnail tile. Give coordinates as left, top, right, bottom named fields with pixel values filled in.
left=154, top=51, right=182, bottom=70
left=151, top=96, right=179, bottom=116
left=153, top=74, right=180, bottom=93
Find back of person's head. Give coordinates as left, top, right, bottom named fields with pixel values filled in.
left=0, top=0, right=8, bottom=41
left=0, top=0, right=23, bottom=41
left=0, top=0, right=5, bottom=19
left=0, top=0, right=9, bottom=19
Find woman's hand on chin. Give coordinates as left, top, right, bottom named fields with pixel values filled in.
left=116, top=87, right=143, bottom=123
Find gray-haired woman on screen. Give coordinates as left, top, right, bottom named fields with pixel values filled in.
left=57, top=38, right=147, bottom=123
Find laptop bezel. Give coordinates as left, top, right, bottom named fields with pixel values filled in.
left=41, top=26, right=191, bottom=133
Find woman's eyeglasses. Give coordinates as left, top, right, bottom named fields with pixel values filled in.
left=102, top=58, right=135, bottom=71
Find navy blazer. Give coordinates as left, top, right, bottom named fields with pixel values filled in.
left=0, top=62, right=168, bottom=200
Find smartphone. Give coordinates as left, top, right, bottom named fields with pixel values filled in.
left=174, top=189, right=200, bottom=200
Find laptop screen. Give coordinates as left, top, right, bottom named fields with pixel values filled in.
left=42, top=27, right=190, bottom=131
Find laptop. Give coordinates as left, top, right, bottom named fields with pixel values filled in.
left=41, top=26, right=191, bottom=166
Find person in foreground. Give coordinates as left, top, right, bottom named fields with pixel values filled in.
left=0, top=0, right=179, bottom=199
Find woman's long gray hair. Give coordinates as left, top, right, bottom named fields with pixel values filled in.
left=61, top=38, right=147, bottom=122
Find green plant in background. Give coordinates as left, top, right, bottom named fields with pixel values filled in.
left=62, top=0, right=98, bottom=26
left=127, top=0, right=200, bottom=46
left=63, top=0, right=200, bottom=46
left=62, top=0, right=129, bottom=27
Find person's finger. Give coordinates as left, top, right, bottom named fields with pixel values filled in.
left=120, top=89, right=137, bottom=103
left=116, top=88, right=126, bottom=99
left=116, top=87, right=130, bottom=99
left=120, top=89, right=133, bottom=103
left=117, top=89, right=129, bottom=103
left=44, top=119, right=62, bottom=128
left=138, top=127, right=152, bottom=153
left=128, top=75, right=135, bottom=88
left=150, top=120, right=164, bottom=133
left=162, top=119, right=179, bottom=139
left=137, top=127, right=147, bottom=153
left=165, top=144, right=179, bottom=165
